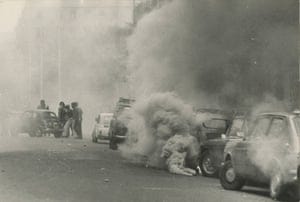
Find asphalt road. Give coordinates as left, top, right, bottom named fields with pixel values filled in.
left=0, top=135, right=276, bottom=202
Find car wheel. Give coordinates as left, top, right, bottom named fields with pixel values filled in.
left=92, top=136, right=97, bottom=143
left=35, top=128, right=43, bottom=137
left=270, top=169, right=284, bottom=200
left=54, top=132, right=62, bottom=138
left=199, top=151, right=218, bottom=177
left=220, top=160, right=245, bottom=190
left=109, top=139, right=118, bottom=150
left=28, top=131, right=36, bottom=137
left=29, top=129, right=42, bottom=137
left=92, top=131, right=97, bottom=143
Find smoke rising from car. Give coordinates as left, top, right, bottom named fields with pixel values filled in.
left=119, top=92, right=200, bottom=174
left=127, top=0, right=297, bottom=109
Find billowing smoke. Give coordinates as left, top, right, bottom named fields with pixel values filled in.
left=127, top=0, right=298, bottom=109
left=119, top=92, right=199, bottom=175
left=121, top=0, right=299, bottom=178
left=248, top=136, right=295, bottom=177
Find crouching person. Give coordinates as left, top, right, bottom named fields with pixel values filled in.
left=161, top=134, right=199, bottom=176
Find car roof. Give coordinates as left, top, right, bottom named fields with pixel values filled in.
left=196, top=108, right=233, bottom=118
left=257, top=111, right=294, bottom=117
left=100, top=113, right=113, bottom=116
left=25, top=109, right=54, bottom=113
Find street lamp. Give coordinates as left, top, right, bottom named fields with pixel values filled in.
left=39, top=26, right=44, bottom=99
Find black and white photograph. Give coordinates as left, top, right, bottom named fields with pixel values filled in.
left=0, top=0, right=299, bottom=201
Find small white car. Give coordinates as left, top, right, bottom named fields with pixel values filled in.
left=92, top=113, right=113, bottom=142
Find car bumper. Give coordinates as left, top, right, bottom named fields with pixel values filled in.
left=44, top=128, right=63, bottom=133
left=96, top=134, right=109, bottom=140
left=110, top=135, right=127, bottom=143
left=285, top=169, right=298, bottom=181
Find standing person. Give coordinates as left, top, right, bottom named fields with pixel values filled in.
left=37, top=100, right=49, bottom=110
left=58, top=101, right=66, bottom=125
left=63, top=105, right=73, bottom=137
left=72, top=102, right=83, bottom=139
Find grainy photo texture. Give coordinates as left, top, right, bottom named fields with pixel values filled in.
left=0, top=0, right=299, bottom=202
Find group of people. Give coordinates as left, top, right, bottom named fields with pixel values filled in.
left=37, top=99, right=83, bottom=139
left=58, top=101, right=83, bottom=139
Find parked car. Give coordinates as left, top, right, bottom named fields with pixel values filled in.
left=109, top=97, right=135, bottom=150
left=92, top=113, right=113, bottom=142
left=219, top=111, right=300, bottom=200
left=11, top=110, right=63, bottom=138
left=199, top=114, right=247, bottom=177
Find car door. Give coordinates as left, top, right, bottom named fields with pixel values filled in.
left=233, top=116, right=271, bottom=177
left=261, top=117, right=292, bottom=179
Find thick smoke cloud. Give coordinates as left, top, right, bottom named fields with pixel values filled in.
left=127, top=0, right=298, bottom=108
left=119, top=92, right=199, bottom=174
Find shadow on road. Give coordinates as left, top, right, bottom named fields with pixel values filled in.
left=242, top=187, right=299, bottom=202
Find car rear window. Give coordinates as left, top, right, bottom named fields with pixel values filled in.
left=228, top=118, right=244, bottom=137
left=250, top=117, right=271, bottom=138
left=102, top=117, right=112, bottom=127
left=42, top=112, right=56, bottom=119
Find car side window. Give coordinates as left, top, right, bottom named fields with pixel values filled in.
left=268, top=117, right=289, bottom=143
left=250, top=117, right=271, bottom=138
left=228, top=118, right=244, bottom=137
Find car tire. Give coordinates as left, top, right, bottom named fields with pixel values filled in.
left=199, top=151, right=218, bottom=177
left=92, top=131, right=97, bottom=143
left=35, top=128, right=43, bottom=137
left=28, top=131, right=36, bottom=137
left=29, top=128, right=39, bottom=137
left=54, top=132, right=62, bottom=138
left=92, top=136, right=97, bottom=143
left=109, top=139, right=118, bottom=150
left=270, top=169, right=284, bottom=200
left=220, top=160, right=245, bottom=190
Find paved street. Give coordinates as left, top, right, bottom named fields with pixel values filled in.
left=0, top=136, right=274, bottom=202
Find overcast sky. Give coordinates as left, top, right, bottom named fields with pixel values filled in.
left=0, top=0, right=136, bottom=41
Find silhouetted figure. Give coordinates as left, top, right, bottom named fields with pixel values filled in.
left=37, top=100, right=49, bottom=110
left=71, top=102, right=83, bottom=139
left=63, top=105, right=73, bottom=137
left=58, top=101, right=66, bottom=125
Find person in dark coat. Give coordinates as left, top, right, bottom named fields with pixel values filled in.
left=71, top=102, right=83, bottom=139
left=63, top=105, right=73, bottom=137
left=58, top=101, right=66, bottom=125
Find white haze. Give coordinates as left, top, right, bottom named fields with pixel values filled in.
left=0, top=0, right=134, bottom=135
